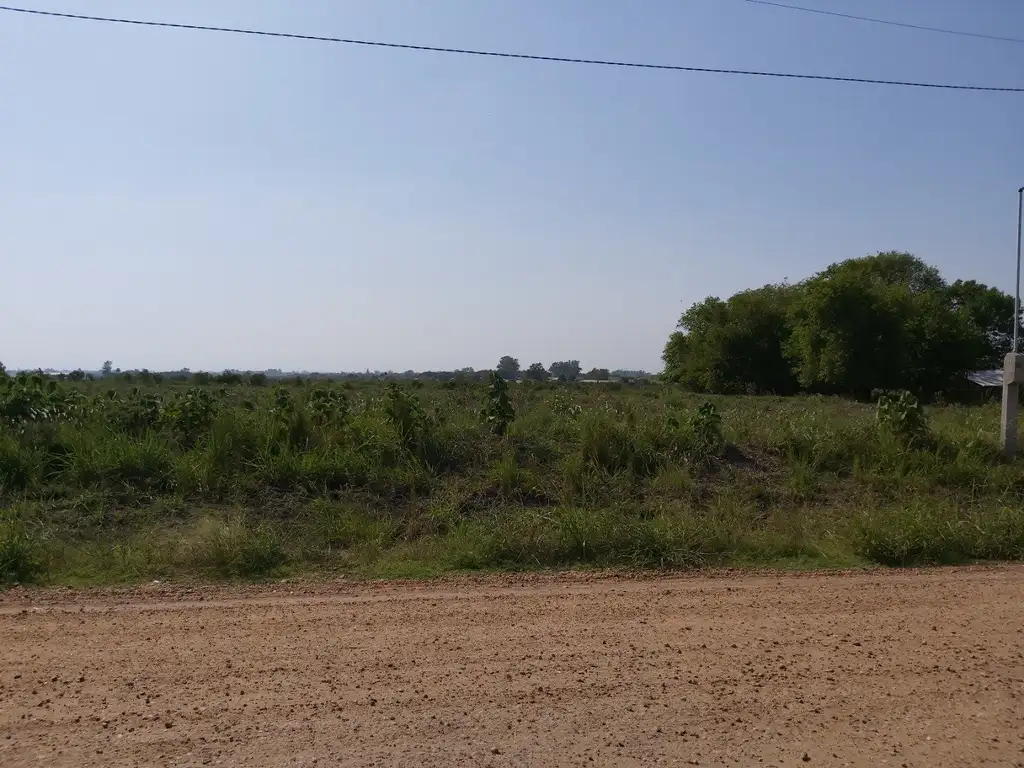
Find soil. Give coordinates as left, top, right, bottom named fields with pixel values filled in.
left=2, top=566, right=1023, bottom=767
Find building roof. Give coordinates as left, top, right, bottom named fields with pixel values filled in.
left=967, top=369, right=1002, bottom=388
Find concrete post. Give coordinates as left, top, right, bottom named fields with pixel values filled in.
left=1000, top=353, right=1024, bottom=456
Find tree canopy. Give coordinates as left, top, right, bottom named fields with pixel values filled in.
left=548, top=360, right=581, bottom=381
left=524, top=362, right=548, bottom=382
left=496, top=356, right=520, bottom=381
left=663, top=251, right=1017, bottom=398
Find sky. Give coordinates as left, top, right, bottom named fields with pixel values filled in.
left=2, top=0, right=1024, bottom=373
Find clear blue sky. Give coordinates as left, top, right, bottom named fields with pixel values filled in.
left=2, top=0, right=1023, bottom=373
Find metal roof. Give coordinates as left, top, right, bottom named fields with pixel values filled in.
left=966, top=369, right=1002, bottom=388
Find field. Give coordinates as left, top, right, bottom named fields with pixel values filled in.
left=1, top=373, right=1023, bottom=585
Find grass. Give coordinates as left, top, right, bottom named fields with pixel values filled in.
left=1, top=378, right=1022, bottom=586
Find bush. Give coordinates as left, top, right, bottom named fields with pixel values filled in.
left=185, top=516, right=286, bottom=578
left=854, top=504, right=1024, bottom=566
left=876, top=390, right=930, bottom=447
left=0, top=436, right=35, bottom=491
left=480, top=373, right=515, bottom=436
left=0, top=517, right=45, bottom=583
left=687, top=401, right=724, bottom=461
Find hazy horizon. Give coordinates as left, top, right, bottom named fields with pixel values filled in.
left=3, top=0, right=1023, bottom=373
left=7, top=362, right=652, bottom=376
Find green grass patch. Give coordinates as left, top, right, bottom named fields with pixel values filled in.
left=0, top=381, right=1022, bottom=586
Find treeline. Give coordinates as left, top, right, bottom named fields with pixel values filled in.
left=1, top=365, right=651, bottom=388
left=492, top=358, right=649, bottom=382
left=663, top=251, right=1016, bottom=398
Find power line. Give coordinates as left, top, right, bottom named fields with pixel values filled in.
left=1, top=4, right=1023, bottom=92
left=742, top=0, right=1024, bottom=45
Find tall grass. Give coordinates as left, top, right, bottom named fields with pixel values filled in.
left=0, top=380, right=1021, bottom=584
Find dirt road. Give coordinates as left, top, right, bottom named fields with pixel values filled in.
left=2, top=567, right=1022, bottom=767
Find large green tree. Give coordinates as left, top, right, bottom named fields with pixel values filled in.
left=785, top=254, right=984, bottom=396
left=663, top=284, right=798, bottom=394
left=947, top=279, right=1017, bottom=367
left=665, top=251, right=1003, bottom=398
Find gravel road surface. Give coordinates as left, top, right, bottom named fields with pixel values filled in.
left=2, top=566, right=1022, bottom=767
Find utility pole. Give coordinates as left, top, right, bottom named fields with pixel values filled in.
left=1001, top=187, right=1024, bottom=456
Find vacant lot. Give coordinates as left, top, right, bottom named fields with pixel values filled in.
left=2, top=376, right=1022, bottom=584
left=2, top=566, right=1022, bottom=767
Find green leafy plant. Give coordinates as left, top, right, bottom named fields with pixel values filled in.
left=109, top=388, right=164, bottom=436
left=0, top=375, right=82, bottom=431
left=306, top=387, right=350, bottom=427
left=687, top=401, right=724, bottom=461
left=0, top=517, right=44, bottom=584
left=162, top=387, right=219, bottom=447
left=480, top=373, right=516, bottom=436
left=876, top=390, right=929, bottom=447
left=384, top=383, right=428, bottom=451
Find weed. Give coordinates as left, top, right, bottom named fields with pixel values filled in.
left=185, top=515, right=287, bottom=578
left=0, top=516, right=45, bottom=584
left=877, top=390, right=930, bottom=447
left=0, top=377, right=1020, bottom=584
left=481, top=373, right=516, bottom=436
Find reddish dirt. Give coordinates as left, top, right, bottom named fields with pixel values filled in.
left=1, top=566, right=1023, bottom=767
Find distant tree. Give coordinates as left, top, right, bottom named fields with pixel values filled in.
left=191, top=371, right=213, bottom=385
left=524, top=362, right=548, bottom=382
left=496, top=356, right=521, bottom=381
left=611, top=369, right=650, bottom=379
left=101, top=360, right=113, bottom=377
left=249, top=372, right=268, bottom=387
left=584, top=368, right=611, bottom=381
left=68, top=369, right=86, bottom=382
left=0, top=360, right=6, bottom=378
left=548, top=360, right=581, bottom=381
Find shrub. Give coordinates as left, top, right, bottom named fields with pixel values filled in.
left=480, top=373, right=516, bottom=436
left=0, top=517, right=45, bottom=583
left=185, top=516, right=286, bottom=577
left=687, top=401, right=724, bottom=461
left=384, top=384, right=422, bottom=444
left=163, top=387, right=219, bottom=447
left=0, top=436, right=35, bottom=492
left=876, top=390, right=929, bottom=447
left=854, top=504, right=1024, bottom=566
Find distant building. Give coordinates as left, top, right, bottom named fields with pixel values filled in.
left=966, top=370, right=1002, bottom=388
